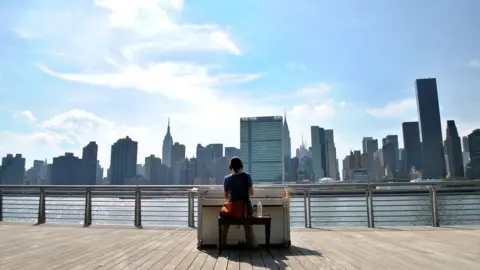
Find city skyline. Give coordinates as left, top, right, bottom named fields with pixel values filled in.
left=1, top=1, right=480, bottom=169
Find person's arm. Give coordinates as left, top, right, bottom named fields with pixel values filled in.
left=248, top=174, right=254, bottom=196
left=223, top=177, right=229, bottom=200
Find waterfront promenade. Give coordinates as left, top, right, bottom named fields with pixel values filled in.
left=0, top=224, right=479, bottom=269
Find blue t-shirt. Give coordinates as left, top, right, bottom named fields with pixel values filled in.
left=223, top=172, right=253, bottom=202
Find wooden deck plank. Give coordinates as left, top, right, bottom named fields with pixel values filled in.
left=260, top=250, right=278, bottom=270
left=227, top=250, right=240, bottom=270
left=249, top=250, right=265, bottom=270
left=213, top=251, right=229, bottom=270
left=172, top=240, right=202, bottom=270
left=238, top=250, right=252, bottom=270
left=137, top=230, right=195, bottom=269
left=0, top=224, right=479, bottom=270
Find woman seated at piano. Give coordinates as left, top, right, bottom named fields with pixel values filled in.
left=220, top=157, right=257, bottom=247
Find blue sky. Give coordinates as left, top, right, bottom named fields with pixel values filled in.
left=0, top=0, right=479, bottom=168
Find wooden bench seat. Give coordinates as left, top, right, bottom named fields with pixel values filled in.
left=218, top=216, right=271, bottom=252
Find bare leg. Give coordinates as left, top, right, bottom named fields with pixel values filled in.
left=222, top=224, right=230, bottom=248
left=244, top=225, right=258, bottom=248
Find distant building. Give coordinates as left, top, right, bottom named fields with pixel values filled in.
left=207, top=144, right=223, bottom=159
left=224, top=147, right=240, bottom=158
left=26, top=160, right=46, bottom=185
left=110, top=136, right=138, bottom=185
left=96, top=161, right=104, bottom=185
left=402, top=122, right=423, bottom=174
left=466, top=129, right=480, bottom=179
left=462, top=136, right=470, bottom=152
left=0, top=154, right=26, bottom=185
left=382, top=135, right=399, bottom=179
left=210, top=157, right=230, bottom=185
left=415, top=78, right=445, bottom=179
left=362, top=137, right=379, bottom=176
left=311, top=127, right=337, bottom=179
left=289, top=157, right=299, bottom=182
left=282, top=112, right=292, bottom=181
left=82, top=141, right=98, bottom=185
left=144, top=155, right=163, bottom=185
left=445, top=120, right=464, bottom=178
left=162, top=118, right=173, bottom=167
left=52, top=153, right=82, bottom=185
left=240, top=116, right=283, bottom=183
left=171, top=142, right=186, bottom=165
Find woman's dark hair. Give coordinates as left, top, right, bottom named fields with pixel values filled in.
left=229, top=156, right=243, bottom=173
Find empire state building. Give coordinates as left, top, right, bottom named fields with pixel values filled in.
left=162, top=118, right=173, bottom=167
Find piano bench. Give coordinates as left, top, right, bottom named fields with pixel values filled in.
left=217, top=216, right=271, bottom=252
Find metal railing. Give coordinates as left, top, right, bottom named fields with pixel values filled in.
left=1, top=181, right=479, bottom=228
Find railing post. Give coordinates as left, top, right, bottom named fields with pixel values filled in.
left=84, top=188, right=92, bottom=227
left=307, top=189, right=312, bottom=228
left=0, top=190, right=3, bottom=222
left=430, top=186, right=440, bottom=227
left=134, top=187, right=142, bottom=228
left=368, top=187, right=375, bottom=228
left=36, top=188, right=46, bottom=225
left=187, top=191, right=193, bottom=227
left=303, top=189, right=308, bottom=228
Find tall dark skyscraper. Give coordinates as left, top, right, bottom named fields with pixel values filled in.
left=52, top=153, right=82, bottom=185
left=162, top=118, right=173, bottom=167
left=82, top=141, right=98, bottom=185
left=207, top=144, right=223, bottom=159
left=466, top=129, right=480, bottom=179
left=171, top=142, right=186, bottom=165
left=445, top=120, right=464, bottom=178
left=225, top=147, right=240, bottom=158
left=402, top=122, right=423, bottom=172
left=382, top=135, right=399, bottom=179
left=240, top=116, right=283, bottom=183
left=0, top=154, right=26, bottom=185
left=462, top=136, right=470, bottom=152
left=468, top=130, right=480, bottom=161
left=415, top=78, right=445, bottom=179
left=110, top=136, right=138, bottom=185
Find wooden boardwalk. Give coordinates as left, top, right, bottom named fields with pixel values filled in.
left=0, top=224, right=479, bottom=269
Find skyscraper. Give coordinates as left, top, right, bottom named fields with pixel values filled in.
left=162, top=118, right=173, bottom=167
left=52, top=153, right=82, bottom=185
left=445, top=120, right=464, bottom=178
left=171, top=142, right=186, bottom=165
left=382, top=135, right=399, bottom=179
left=311, top=126, right=326, bottom=179
left=324, top=129, right=338, bottom=179
left=362, top=137, right=379, bottom=177
left=82, top=141, right=98, bottom=185
left=466, top=129, right=480, bottom=179
left=415, top=78, right=445, bottom=179
left=310, top=127, right=337, bottom=179
left=240, top=116, right=283, bottom=183
left=0, top=154, right=26, bottom=185
left=224, top=147, right=240, bottom=158
left=144, top=155, right=163, bottom=184
left=207, top=144, right=223, bottom=159
left=282, top=112, right=292, bottom=178
left=402, top=121, right=423, bottom=172
left=462, top=136, right=470, bottom=153
left=110, top=136, right=138, bottom=185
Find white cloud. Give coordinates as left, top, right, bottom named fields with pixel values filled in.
left=4, top=1, right=346, bottom=169
left=365, top=98, right=417, bottom=120
left=297, top=83, right=332, bottom=96
left=13, top=110, right=37, bottom=122
left=468, top=59, right=480, bottom=68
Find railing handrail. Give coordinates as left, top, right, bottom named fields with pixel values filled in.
left=1, top=180, right=480, bottom=190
